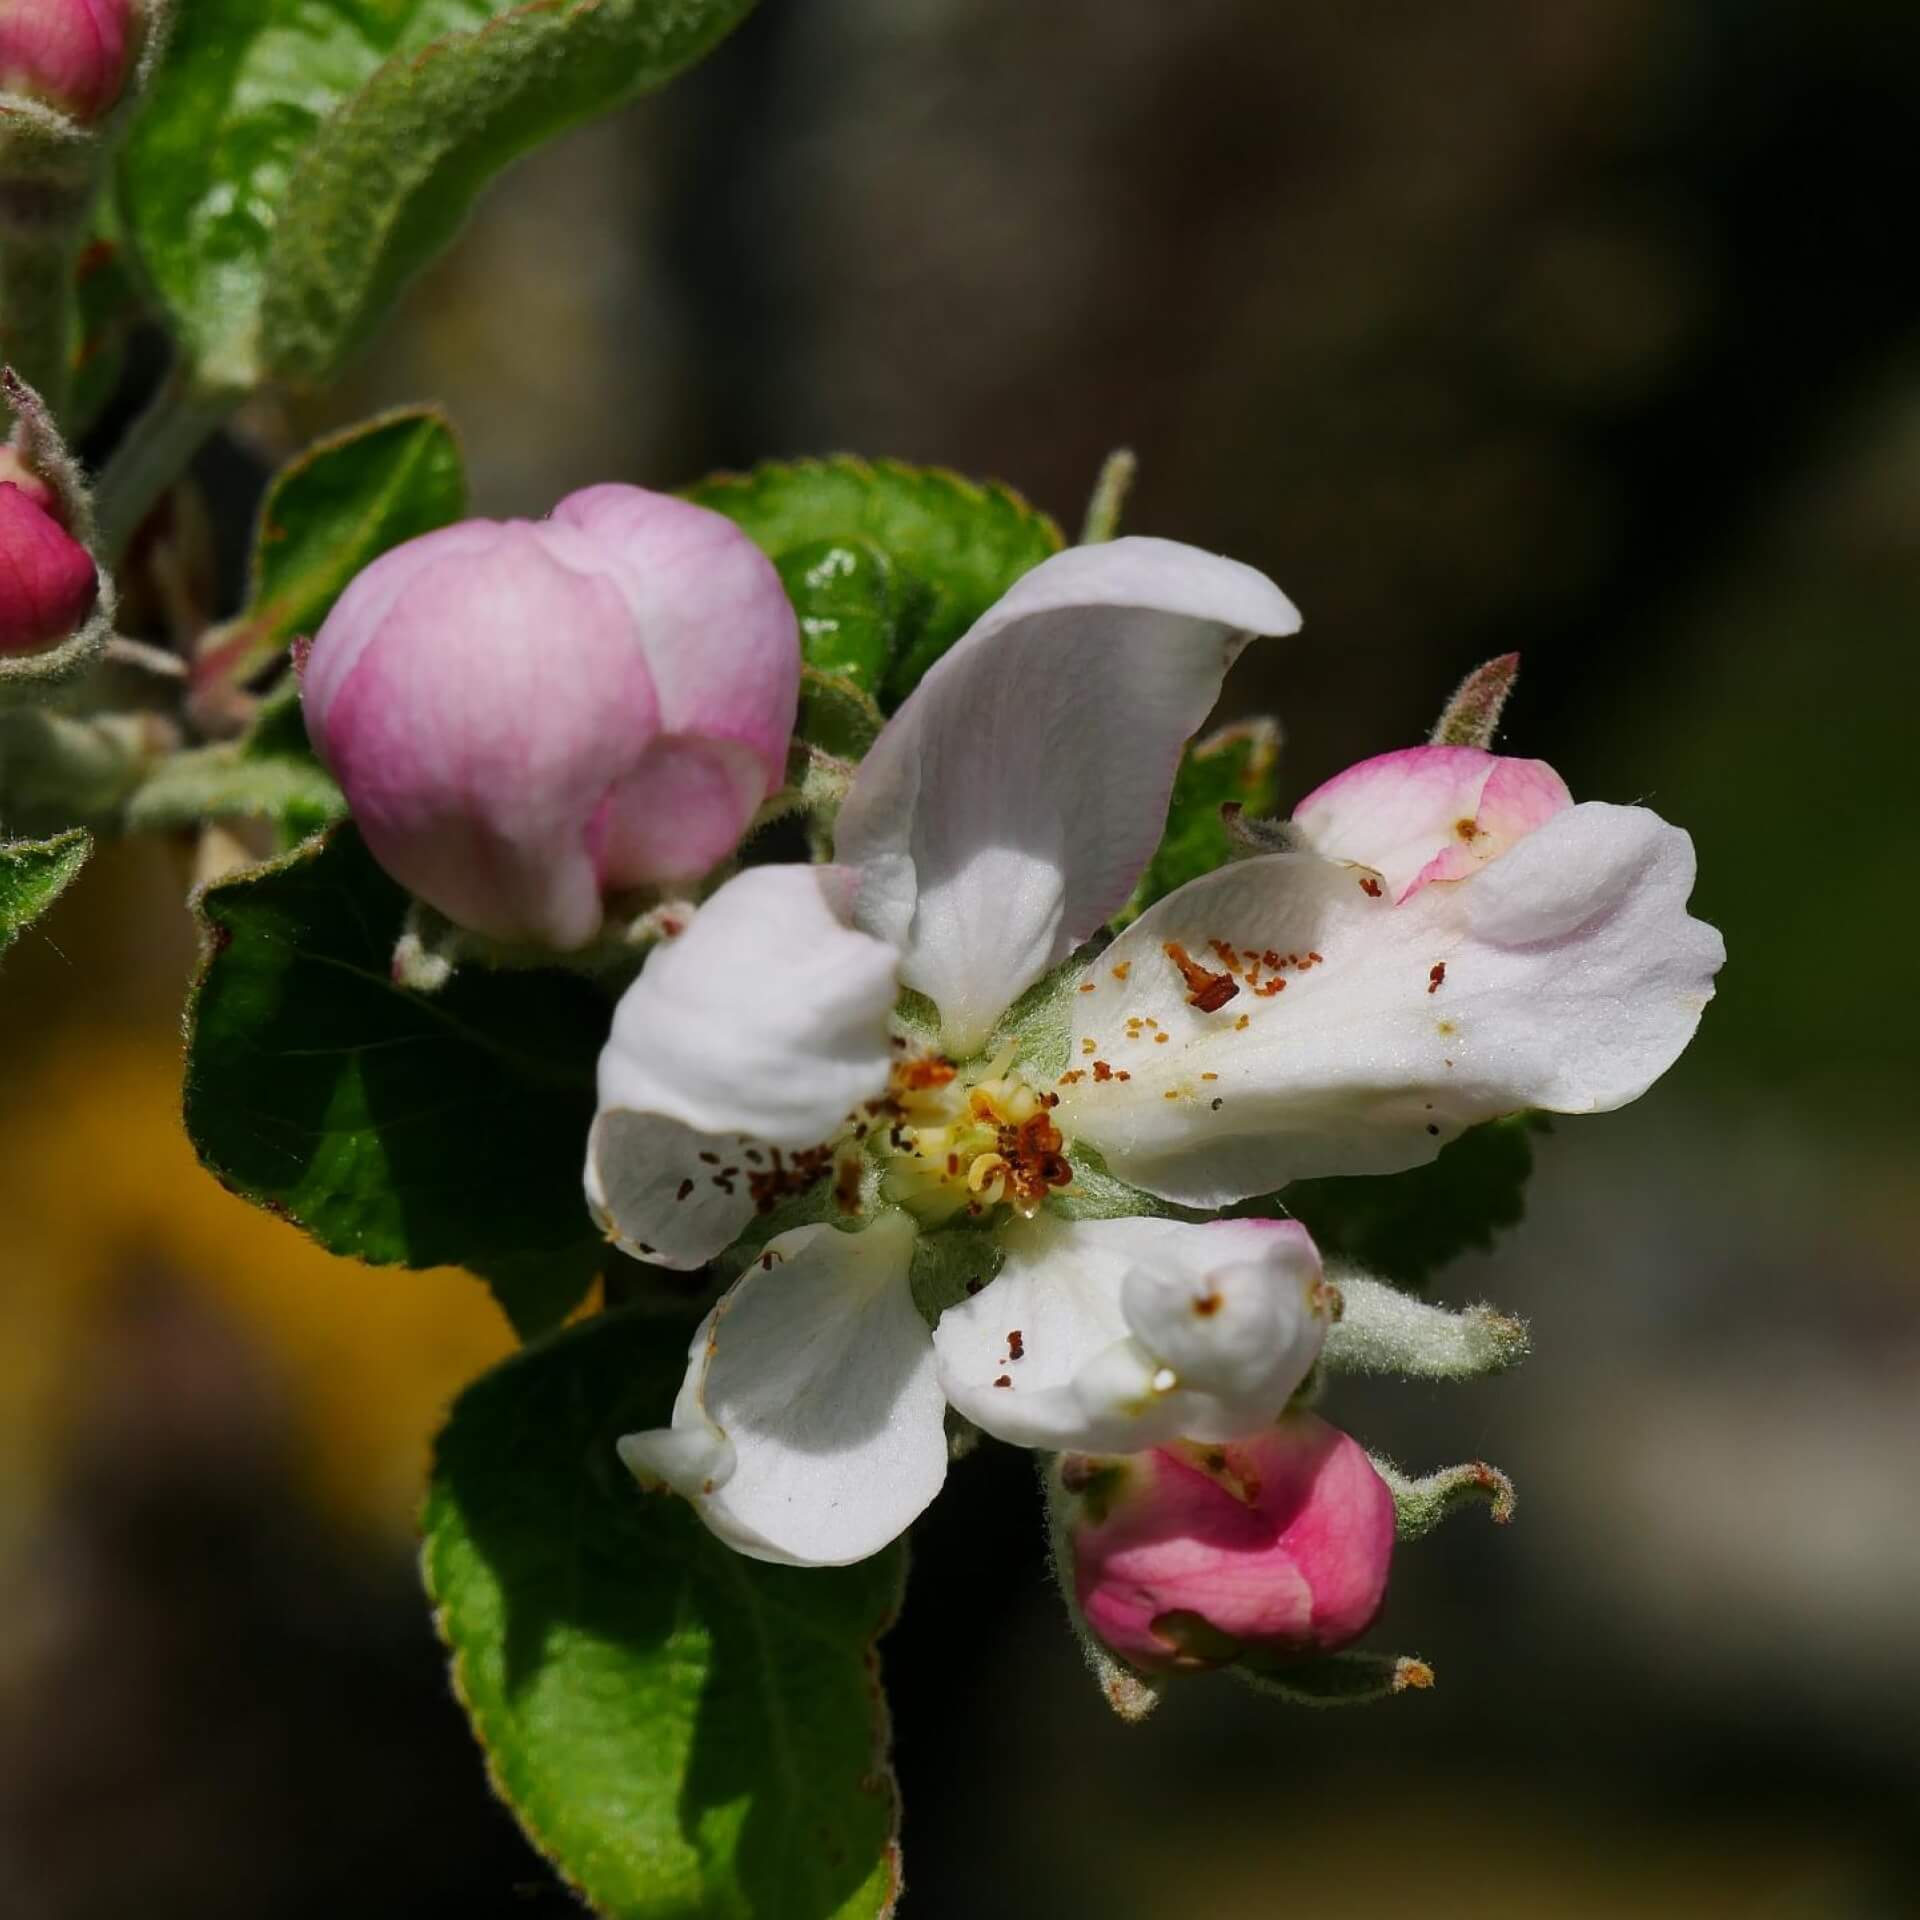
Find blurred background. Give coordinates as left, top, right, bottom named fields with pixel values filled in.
left=4, top=0, right=1918, bottom=1912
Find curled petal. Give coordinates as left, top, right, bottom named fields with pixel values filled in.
left=1292, top=744, right=1571, bottom=902
left=618, top=1213, right=946, bottom=1566
left=835, top=538, right=1299, bottom=1054
left=932, top=1216, right=1328, bottom=1452
left=1059, top=802, right=1723, bottom=1206
left=589, top=865, right=898, bottom=1266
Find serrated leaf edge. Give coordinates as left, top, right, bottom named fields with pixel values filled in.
left=686, top=452, right=1065, bottom=551
left=418, top=1323, right=907, bottom=1920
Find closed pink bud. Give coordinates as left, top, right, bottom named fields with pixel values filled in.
left=1066, top=1412, right=1396, bottom=1674
left=0, top=0, right=135, bottom=122
left=301, top=484, right=800, bottom=949
left=0, top=477, right=97, bottom=654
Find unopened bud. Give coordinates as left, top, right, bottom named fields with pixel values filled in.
left=1062, top=1412, right=1396, bottom=1675
left=0, top=0, right=136, bottom=123
left=0, top=472, right=97, bottom=653
left=301, top=484, right=800, bottom=950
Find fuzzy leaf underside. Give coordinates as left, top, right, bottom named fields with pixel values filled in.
left=123, top=0, right=756, bottom=386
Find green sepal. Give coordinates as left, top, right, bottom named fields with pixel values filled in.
left=1371, top=1454, right=1517, bottom=1540
left=1039, top=1453, right=1163, bottom=1725
left=1232, top=1650, right=1436, bottom=1707
left=1430, top=653, right=1521, bottom=749
left=183, top=824, right=607, bottom=1337
left=685, top=456, right=1063, bottom=709
left=423, top=1308, right=906, bottom=1919
left=797, top=666, right=886, bottom=763
left=0, top=827, right=89, bottom=951
left=1320, top=1274, right=1529, bottom=1381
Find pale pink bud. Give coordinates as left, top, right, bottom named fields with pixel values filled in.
left=1065, top=1412, right=1396, bottom=1674
left=1293, top=743, right=1573, bottom=902
left=0, top=0, right=135, bottom=122
left=301, top=484, right=800, bottom=949
left=0, top=476, right=97, bottom=654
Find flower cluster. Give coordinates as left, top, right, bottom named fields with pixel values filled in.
left=303, top=490, right=1722, bottom=1681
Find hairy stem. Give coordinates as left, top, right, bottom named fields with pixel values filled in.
left=0, top=219, right=79, bottom=417
left=92, top=369, right=240, bottom=560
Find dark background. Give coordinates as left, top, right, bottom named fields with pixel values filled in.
left=3, top=1, right=1917, bottom=1913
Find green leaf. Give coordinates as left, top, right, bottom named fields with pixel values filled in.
left=424, top=1310, right=905, bottom=1920
left=120, top=0, right=496, bottom=384
left=1121, top=718, right=1281, bottom=923
left=257, top=0, right=758, bottom=386
left=195, top=406, right=467, bottom=696
left=1279, top=1114, right=1544, bottom=1287
left=184, top=824, right=608, bottom=1336
left=0, top=828, right=89, bottom=952
left=135, top=409, right=465, bottom=844
left=254, top=406, right=468, bottom=646
left=121, top=0, right=753, bottom=388
left=686, top=457, right=1064, bottom=708
left=776, top=537, right=902, bottom=695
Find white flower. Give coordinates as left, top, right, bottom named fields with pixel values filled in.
left=586, top=538, right=1723, bottom=1566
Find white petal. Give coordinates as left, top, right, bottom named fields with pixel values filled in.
left=590, top=864, right=899, bottom=1265
left=834, top=538, right=1300, bottom=1054
left=598, top=863, right=898, bottom=1143
left=932, top=1215, right=1328, bottom=1452
left=618, top=1212, right=946, bottom=1566
left=585, top=1111, right=758, bottom=1271
left=1060, top=802, right=1724, bottom=1205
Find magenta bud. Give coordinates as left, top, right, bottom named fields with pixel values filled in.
left=0, top=0, right=136, bottom=122
left=0, top=476, right=98, bottom=654
left=1065, top=1412, right=1396, bottom=1674
left=301, top=484, right=801, bottom=949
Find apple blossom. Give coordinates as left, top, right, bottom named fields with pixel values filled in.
left=1062, top=1413, right=1397, bottom=1673
left=588, top=535, right=1722, bottom=1567
left=301, top=483, right=799, bottom=949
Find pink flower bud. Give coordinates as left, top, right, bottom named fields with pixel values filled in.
left=1065, top=1413, right=1396, bottom=1674
left=0, top=477, right=98, bottom=654
left=0, top=0, right=135, bottom=122
left=301, top=484, right=800, bottom=949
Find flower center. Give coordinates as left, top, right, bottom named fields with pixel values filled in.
left=882, top=1045, right=1074, bottom=1223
